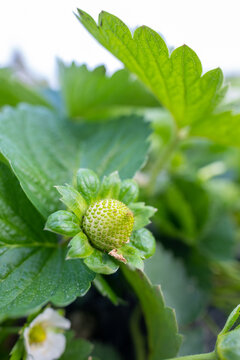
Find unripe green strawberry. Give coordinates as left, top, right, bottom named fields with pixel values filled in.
left=82, top=199, right=134, bottom=252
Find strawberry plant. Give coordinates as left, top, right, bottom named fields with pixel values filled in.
left=1, top=8, right=240, bottom=360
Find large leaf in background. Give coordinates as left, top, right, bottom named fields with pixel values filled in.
left=0, top=104, right=150, bottom=218
left=144, top=244, right=206, bottom=326
left=59, top=61, right=159, bottom=119
left=77, top=10, right=240, bottom=148
left=198, top=207, right=236, bottom=262
left=0, top=68, right=51, bottom=108
left=122, top=265, right=182, bottom=360
left=178, top=328, right=205, bottom=356
left=0, top=163, right=94, bottom=317
left=152, top=177, right=210, bottom=245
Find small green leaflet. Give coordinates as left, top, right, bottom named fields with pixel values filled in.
left=0, top=68, right=51, bottom=109
left=0, top=105, right=151, bottom=219
left=77, top=10, right=240, bottom=148
left=0, top=163, right=94, bottom=317
left=59, top=61, right=159, bottom=120
left=121, top=265, right=182, bottom=360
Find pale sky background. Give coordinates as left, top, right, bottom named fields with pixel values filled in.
left=0, top=0, right=239, bottom=86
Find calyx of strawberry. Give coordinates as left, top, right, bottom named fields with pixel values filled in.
left=45, top=169, right=156, bottom=275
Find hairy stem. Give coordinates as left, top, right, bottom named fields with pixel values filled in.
left=148, top=133, right=180, bottom=195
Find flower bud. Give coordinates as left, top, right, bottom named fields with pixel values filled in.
left=216, top=329, right=240, bottom=360
left=215, top=304, right=240, bottom=360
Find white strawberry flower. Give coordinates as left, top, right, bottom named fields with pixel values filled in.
left=23, top=308, right=71, bottom=360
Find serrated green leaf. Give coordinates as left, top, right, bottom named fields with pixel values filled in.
left=77, top=10, right=240, bottom=149
left=56, top=185, right=87, bottom=219
left=0, top=105, right=150, bottom=218
left=129, top=202, right=157, bottom=231
left=51, top=258, right=94, bottom=306
left=0, top=163, right=94, bottom=316
left=119, top=179, right=139, bottom=204
left=76, top=10, right=225, bottom=129
left=0, top=241, right=61, bottom=317
left=98, top=171, right=121, bottom=199
left=58, top=61, right=159, bottom=120
left=144, top=244, right=206, bottom=326
left=67, top=232, right=93, bottom=259
left=130, top=228, right=156, bottom=259
left=45, top=210, right=80, bottom=236
left=76, top=168, right=100, bottom=204
left=59, top=331, right=93, bottom=360
left=121, top=265, right=182, bottom=359
left=84, top=249, right=119, bottom=275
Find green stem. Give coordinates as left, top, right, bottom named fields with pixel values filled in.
left=148, top=134, right=180, bottom=195
left=130, top=306, right=146, bottom=360
left=165, top=351, right=216, bottom=360
left=0, top=326, right=21, bottom=334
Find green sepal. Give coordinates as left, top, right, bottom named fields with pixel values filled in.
left=67, top=231, right=94, bottom=259
left=76, top=168, right=100, bottom=204
left=219, top=304, right=240, bottom=335
left=45, top=210, right=80, bottom=236
left=56, top=184, right=88, bottom=219
left=93, top=274, right=125, bottom=306
left=10, top=338, right=25, bottom=360
left=118, top=244, right=144, bottom=270
left=129, top=202, right=157, bottom=230
left=130, top=228, right=156, bottom=259
left=84, top=249, right=119, bottom=274
left=98, top=171, right=121, bottom=199
left=119, top=179, right=139, bottom=204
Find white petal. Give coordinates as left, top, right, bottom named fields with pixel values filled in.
left=25, top=332, right=66, bottom=360
left=23, top=326, right=32, bottom=357
left=30, top=308, right=71, bottom=330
